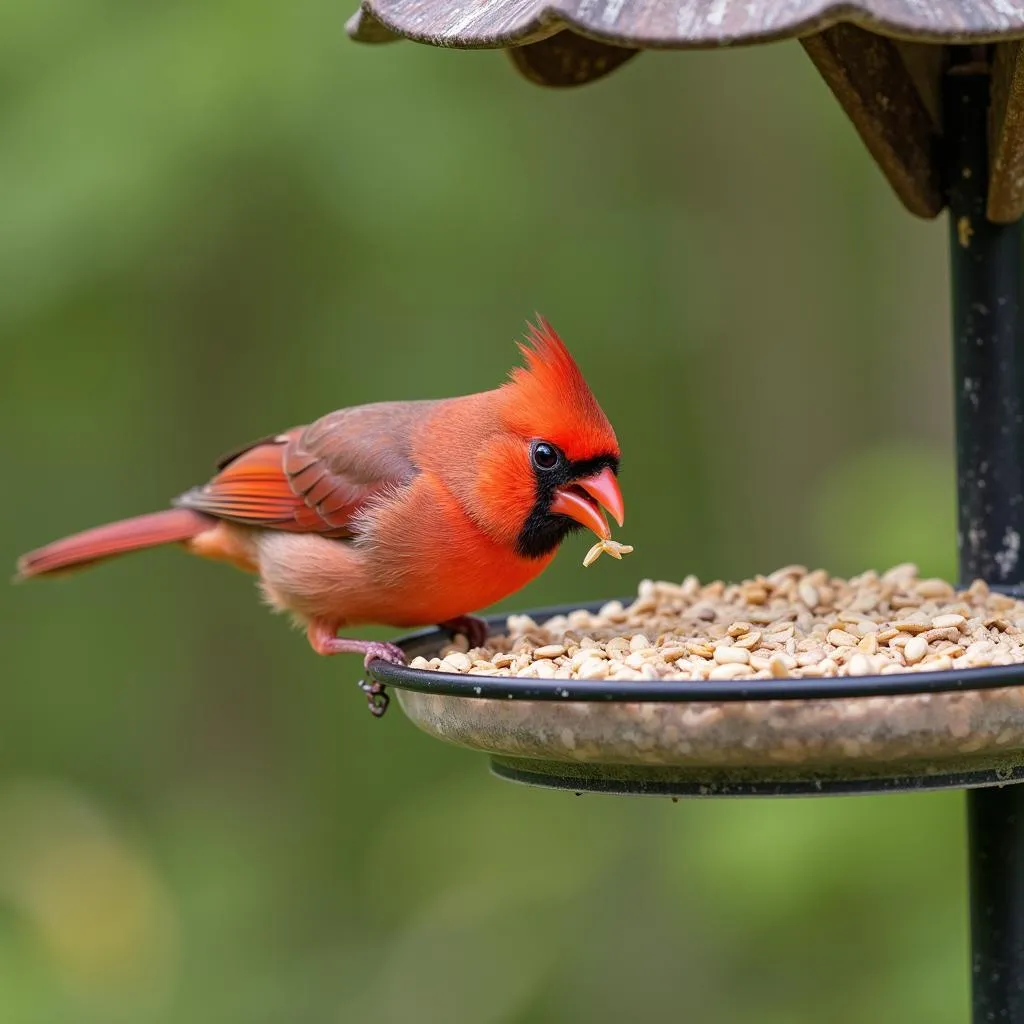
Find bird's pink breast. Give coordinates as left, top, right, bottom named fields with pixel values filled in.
left=255, top=473, right=556, bottom=629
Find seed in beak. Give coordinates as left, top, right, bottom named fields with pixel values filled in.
left=583, top=539, right=634, bottom=567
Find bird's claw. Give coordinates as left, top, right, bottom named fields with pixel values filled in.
left=361, top=642, right=406, bottom=670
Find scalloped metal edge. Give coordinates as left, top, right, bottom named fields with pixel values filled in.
left=348, top=0, right=1024, bottom=51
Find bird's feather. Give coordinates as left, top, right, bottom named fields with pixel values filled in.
left=175, top=402, right=432, bottom=538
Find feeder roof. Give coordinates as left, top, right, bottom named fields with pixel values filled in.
left=348, top=0, right=1024, bottom=50
left=348, top=0, right=1024, bottom=224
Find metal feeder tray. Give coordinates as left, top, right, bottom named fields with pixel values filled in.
left=369, top=599, right=1024, bottom=797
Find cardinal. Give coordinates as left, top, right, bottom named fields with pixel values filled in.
left=15, top=317, right=624, bottom=714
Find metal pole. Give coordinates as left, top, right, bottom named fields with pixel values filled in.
left=968, top=787, right=1024, bottom=1021
left=946, top=60, right=1024, bottom=1023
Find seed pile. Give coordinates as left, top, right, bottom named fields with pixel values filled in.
left=412, top=564, right=1024, bottom=681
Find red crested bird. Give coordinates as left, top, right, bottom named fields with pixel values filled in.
left=15, top=317, right=624, bottom=714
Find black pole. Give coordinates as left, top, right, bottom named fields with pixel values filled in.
left=948, top=68, right=1024, bottom=584
left=946, top=61, right=1024, bottom=1023
left=968, top=789, right=1024, bottom=1021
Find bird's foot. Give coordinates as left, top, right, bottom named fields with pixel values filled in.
left=438, top=615, right=489, bottom=650
left=358, top=640, right=407, bottom=670
left=306, top=622, right=406, bottom=718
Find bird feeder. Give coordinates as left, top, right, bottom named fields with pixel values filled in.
left=350, top=4, right=1024, bottom=1020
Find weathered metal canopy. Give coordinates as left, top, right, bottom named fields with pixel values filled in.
left=347, top=0, right=1024, bottom=222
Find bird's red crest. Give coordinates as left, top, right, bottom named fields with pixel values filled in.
left=499, top=316, right=618, bottom=462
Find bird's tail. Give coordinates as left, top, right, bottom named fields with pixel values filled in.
left=15, top=509, right=214, bottom=581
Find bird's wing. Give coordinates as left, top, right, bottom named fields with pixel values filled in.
left=174, top=402, right=432, bottom=538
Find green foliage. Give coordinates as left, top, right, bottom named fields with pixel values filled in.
left=2, top=5, right=963, bottom=1021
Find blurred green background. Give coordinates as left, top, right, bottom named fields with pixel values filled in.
left=2, top=3, right=965, bottom=1022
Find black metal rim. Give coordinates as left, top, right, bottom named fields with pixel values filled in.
left=489, top=758, right=1024, bottom=797
left=367, top=596, right=1024, bottom=704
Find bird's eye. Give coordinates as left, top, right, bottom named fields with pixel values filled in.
left=531, top=442, right=561, bottom=471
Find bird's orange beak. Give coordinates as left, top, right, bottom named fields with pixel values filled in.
left=550, top=467, right=625, bottom=541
